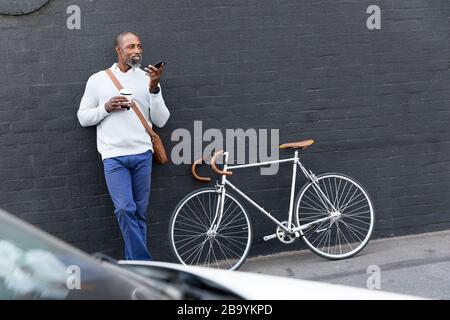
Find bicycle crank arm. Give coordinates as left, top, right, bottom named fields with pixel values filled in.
left=263, top=234, right=277, bottom=241
left=263, top=231, right=301, bottom=241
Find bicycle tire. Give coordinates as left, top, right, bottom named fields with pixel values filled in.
left=295, top=173, right=375, bottom=259
left=169, top=187, right=252, bottom=270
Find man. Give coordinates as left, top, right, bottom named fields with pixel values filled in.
left=77, top=31, right=170, bottom=260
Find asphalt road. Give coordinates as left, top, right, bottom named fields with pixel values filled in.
left=240, top=229, right=450, bottom=299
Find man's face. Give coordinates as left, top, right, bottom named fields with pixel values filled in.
left=117, top=33, right=143, bottom=69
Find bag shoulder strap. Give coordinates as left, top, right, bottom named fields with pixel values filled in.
left=104, top=69, right=157, bottom=138
left=105, top=68, right=123, bottom=91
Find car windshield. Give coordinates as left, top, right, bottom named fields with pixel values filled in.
left=0, top=209, right=170, bottom=299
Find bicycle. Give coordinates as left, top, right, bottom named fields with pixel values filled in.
left=169, top=139, right=375, bottom=270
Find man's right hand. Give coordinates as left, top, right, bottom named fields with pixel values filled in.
left=105, top=96, right=130, bottom=113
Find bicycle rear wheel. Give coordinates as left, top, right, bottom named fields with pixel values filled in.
left=169, top=188, right=252, bottom=270
left=295, top=173, right=375, bottom=259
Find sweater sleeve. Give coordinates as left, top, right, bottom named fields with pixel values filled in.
left=77, top=74, right=110, bottom=127
left=148, top=84, right=170, bottom=128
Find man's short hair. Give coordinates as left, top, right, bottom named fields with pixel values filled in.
left=115, top=31, right=139, bottom=48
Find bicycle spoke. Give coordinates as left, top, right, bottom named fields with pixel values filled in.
left=216, top=237, right=242, bottom=259
left=322, top=229, right=331, bottom=252
left=299, top=214, right=328, bottom=222
left=214, top=239, right=237, bottom=268
left=301, top=193, right=329, bottom=213
left=181, top=237, right=209, bottom=263
left=325, top=178, right=334, bottom=207
left=197, top=194, right=212, bottom=225
left=336, top=179, right=348, bottom=211
left=205, top=240, right=214, bottom=268
left=219, top=226, right=249, bottom=236
left=175, top=239, right=205, bottom=255
left=174, top=219, right=208, bottom=233
left=183, top=203, right=209, bottom=229
left=333, top=178, right=339, bottom=209
left=315, top=226, right=330, bottom=250
left=336, top=222, right=342, bottom=255
left=217, top=213, right=246, bottom=232
left=300, top=192, right=325, bottom=211
left=339, top=219, right=367, bottom=240
left=339, top=187, right=360, bottom=213
left=308, top=185, right=333, bottom=213
left=344, top=209, right=372, bottom=217
left=174, top=233, right=205, bottom=249
left=327, top=229, right=332, bottom=254
left=217, top=234, right=247, bottom=251
left=179, top=208, right=207, bottom=229
left=341, top=194, right=368, bottom=213
left=188, top=198, right=209, bottom=227
left=216, top=205, right=241, bottom=231
left=336, top=222, right=354, bottom=251
left=339, top=222, right=364, bottom=247
left=210, top=242, right=221, bottom=269
left=312, top=228, right=331, bottom=251
left=192, top=239, right=208, bottom=266
left=340, top=218, right=370, bottom=233
left=337, top=182, right=355, bottom=212
left=343, top=214, right=372, bottom=225
left=173, top=233, right=205, bottom=243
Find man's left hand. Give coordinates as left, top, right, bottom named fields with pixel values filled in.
left=145, top=64, right=164, bottom=92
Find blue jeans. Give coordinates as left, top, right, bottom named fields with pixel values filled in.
left=103, top=150, right=153, bottom=260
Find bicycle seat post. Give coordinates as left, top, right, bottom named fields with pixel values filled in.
left=287, top=150, right=299, bottom=230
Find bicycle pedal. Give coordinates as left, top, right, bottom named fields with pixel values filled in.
left=263, top=234, right=277, bottom=241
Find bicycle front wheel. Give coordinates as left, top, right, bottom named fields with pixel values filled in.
left=295, top=173, right=375, bottom=259
left=169, top=188, right=252, bottom=270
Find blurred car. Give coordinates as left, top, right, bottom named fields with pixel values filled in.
left=0, top=208, right=420, bottom=300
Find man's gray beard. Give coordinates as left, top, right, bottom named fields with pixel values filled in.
left=126, top=56, right=142, bottom=69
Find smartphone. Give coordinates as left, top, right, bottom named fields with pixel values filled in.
left=153, top=61, right=166, bottom=69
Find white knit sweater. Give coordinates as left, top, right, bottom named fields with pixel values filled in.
left=77, top=63, right=170, bottom=160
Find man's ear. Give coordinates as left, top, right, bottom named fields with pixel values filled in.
left=116, top=46, right=123, bottom=58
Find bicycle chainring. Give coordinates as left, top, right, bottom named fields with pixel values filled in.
left=276, top=221, right=297, bottom=244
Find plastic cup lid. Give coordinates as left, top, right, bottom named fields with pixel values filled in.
left=119, top=88, right=133, bottom=95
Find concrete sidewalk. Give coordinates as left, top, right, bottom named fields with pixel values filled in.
left=240, top=229, right=450, bottom=299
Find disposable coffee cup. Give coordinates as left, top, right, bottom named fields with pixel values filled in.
left=119, top=88, right=133, bottom=109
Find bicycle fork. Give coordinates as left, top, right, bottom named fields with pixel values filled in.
left=207, top=152, right=230, bottom=236
left=206, top=186, right=226, bottom=237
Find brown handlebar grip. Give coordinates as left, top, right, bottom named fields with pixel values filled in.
left=191, top=158, right=211, bottom=182
left=211, top=150, right=232, bottom=176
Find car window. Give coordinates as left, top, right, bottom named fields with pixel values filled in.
left=0, top=210, right=169, bottom=300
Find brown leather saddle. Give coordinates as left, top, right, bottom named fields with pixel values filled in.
left=279, top=139, right=314, bottom=150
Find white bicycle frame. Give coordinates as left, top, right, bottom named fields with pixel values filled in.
left=209, top=151, right=340, bottom=239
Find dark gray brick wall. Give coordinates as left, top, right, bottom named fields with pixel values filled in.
left=1, top=0, right=449, bottom=261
